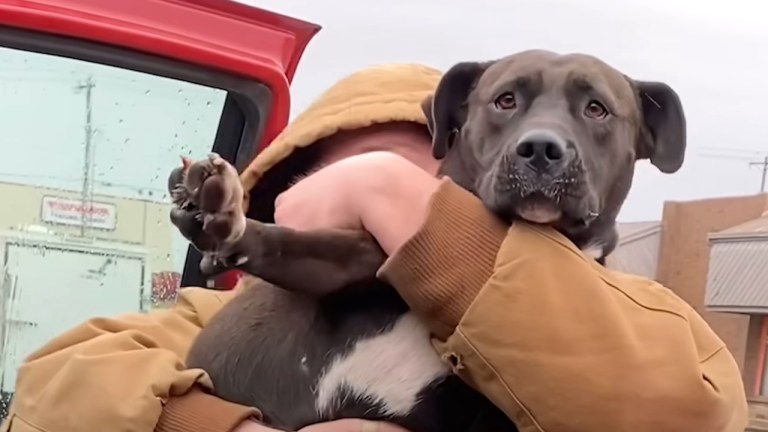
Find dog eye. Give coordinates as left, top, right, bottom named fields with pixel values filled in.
left=494, top=92, right=517, bottom=110
left=584, top=100, right=608, bottom=119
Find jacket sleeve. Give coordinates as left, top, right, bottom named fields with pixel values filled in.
left=379, top=178, right=748, bottom=432
left=0, top=288, right=261, bottom=432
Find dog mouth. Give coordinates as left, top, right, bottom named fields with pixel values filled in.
left=487, top=160, right=598, bottom=227
left=515, top=193, right=562, bottom=224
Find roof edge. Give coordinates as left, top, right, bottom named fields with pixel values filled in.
left=705, top=305, right=768, bottom=315
left=709, top=232, right=768, bottom=243
left=617, top=224, right=662, bottom=245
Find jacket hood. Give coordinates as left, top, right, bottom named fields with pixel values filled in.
left=239, top=63, right=442, bottom=198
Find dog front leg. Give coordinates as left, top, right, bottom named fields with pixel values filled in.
left=221, top=220, right=387, bottom=296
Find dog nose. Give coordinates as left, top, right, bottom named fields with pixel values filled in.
left=514, top=130, right=567, bottom=173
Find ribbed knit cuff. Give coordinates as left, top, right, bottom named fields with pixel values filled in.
left=155, top=388, right=262, bottom=432
left=378, top=178, right=507, bottom=339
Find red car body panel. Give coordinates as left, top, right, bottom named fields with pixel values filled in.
left=0, top=0, right=320, bottom=150
left=0, top=0, right=321, bottom=290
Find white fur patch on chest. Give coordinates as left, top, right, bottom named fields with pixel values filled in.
left=313, top=312, right=449, bottom=417
left=581, top=244, right=604, bottom=260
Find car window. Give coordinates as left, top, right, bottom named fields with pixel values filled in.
left=0, top=46, right=227, bottom=413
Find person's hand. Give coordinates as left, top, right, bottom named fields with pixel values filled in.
left=233, top=418, right=411, bottom=432
left=298, top=419, right=411, bottom=432
left=274, top=151, right=441, bottom=255
left=232, top=419, right=286, bottom=432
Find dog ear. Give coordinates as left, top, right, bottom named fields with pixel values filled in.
left=635, top=81, right=687, bottom=174
left=421, top=94, right=435, bottom=137
left=428, top=62, right=489, bottom=159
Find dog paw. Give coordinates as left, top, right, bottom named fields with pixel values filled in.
left=167, top=153, right=247, bottom=265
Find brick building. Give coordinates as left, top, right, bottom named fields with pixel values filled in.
left=608, top=194, right=768, bottom=430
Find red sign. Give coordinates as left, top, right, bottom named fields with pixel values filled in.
left=41, top=196, right=117, bottom=230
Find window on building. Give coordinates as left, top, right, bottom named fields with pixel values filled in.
left=0, top=33, right=268, bottom=418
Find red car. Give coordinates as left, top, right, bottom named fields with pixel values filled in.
left=0, top=0, right=319, bottom=414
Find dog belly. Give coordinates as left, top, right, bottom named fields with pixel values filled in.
left=187, top=281, right=437, bottom=429
left=187, top=281, right=517, bottom=432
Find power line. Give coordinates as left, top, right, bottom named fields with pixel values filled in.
left=698, top=152, right=754, bottom=162
left=699, top=146, right=765, bottom=155
left=700, top=146, right=768, bottom=193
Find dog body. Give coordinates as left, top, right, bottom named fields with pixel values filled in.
left=171, top=51, right=686, bottom=432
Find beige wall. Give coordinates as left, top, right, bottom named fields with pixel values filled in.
left=0, top=181, right=180, bottom=280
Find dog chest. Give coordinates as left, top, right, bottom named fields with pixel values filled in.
left=314, top=312, right=451, bottom=417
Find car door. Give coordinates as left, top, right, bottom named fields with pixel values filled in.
left=0, top=0, right=319, bottom=418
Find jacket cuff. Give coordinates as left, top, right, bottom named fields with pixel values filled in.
left=377, top=178, right=507, bottom=339
left=156, top=388, right=262, bottom=432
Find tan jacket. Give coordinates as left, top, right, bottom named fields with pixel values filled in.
left=1, top=179, right=748, bottom=432
left=0, top=287, right=253, bottom=432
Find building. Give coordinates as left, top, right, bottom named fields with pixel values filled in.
left=0, top=180, right=183, bottom=405
left=606, top=220, right=663, bottom=279
left=704, top=208, right=768, bottom=429
left=608, top=194, right=768, bottom=430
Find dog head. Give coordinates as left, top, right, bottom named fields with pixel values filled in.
left=423, top=50, right=686, bottom=252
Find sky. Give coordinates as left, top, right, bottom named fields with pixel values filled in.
left=245, top=0, right=768, bottom=222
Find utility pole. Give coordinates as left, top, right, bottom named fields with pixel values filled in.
left=749, top=155, right=768, bottom=193
left=699, top=147, right=768, bottom=194
left=74, top=76, right=96, bottom=236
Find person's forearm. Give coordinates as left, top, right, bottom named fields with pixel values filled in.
left=377, top=178, right=506, bottom=337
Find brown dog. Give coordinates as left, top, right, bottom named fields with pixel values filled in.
left=169, top=50, right=686, bottom=432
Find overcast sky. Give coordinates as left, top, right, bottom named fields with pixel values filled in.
left=245, top=0, right=767, bottom=222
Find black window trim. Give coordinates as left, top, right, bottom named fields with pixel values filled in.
left=0, top=25, right=273, bottom=289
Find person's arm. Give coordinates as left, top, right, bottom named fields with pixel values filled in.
left=376, top=179, right=748, bottom=432
left=0, top=287, right=261, bottom=432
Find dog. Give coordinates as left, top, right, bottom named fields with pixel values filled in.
left=168, top=50, right=686, bottom=432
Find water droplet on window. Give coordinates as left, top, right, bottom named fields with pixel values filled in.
left=118, top=119, right=124, bottom=124
left=144, top=89, right=151, bottom=95
left=206, top=101, right=212, bottom=107
left=124, top=138, right=131, bottom=144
